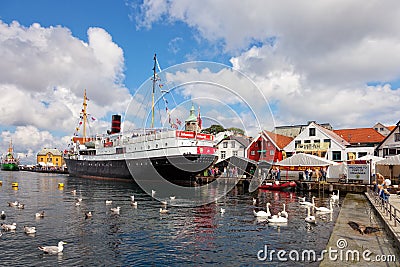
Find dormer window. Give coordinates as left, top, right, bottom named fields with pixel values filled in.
left=309, top=128, right=316, bottom=136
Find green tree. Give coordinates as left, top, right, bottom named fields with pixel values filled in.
left=226, top=127, right=245, bottom=135
left=202, top=124, right=225, bottom=134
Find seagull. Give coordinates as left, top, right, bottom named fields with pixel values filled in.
left=160, top=207, right=169, bottom=214
left=160, top=89, right=170, bottom=94
left=8, top=201, right=18, bottom=207
left=71, top=189, right=77, bottom=195
left=38, top=241, right=67, bottom=254
left=77, top=197, right=83, bottom=202
left=1, top=223, right=17, bottom=231
left=348, top=221, right=380, bottom=235
left=35, top=211, right=45, bottom=218
left=24, top=226, right=36, bottom=234
left=170, top=196, right=176, bottom=200
left=111, top=207, right=120, bottom=214
left=105, top=200, right=112, bottom=205
left=0, top=211, right=6, bottom=220
left=75, top=200, right=81, bottom=206
left=220, top=208, right=226, bottom=214
left=85, top=211, right=93, bottom=219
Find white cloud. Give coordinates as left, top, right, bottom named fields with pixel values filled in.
left=136, top=0, right=400, bottom=128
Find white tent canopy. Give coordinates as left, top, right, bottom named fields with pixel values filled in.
left=376, top=154, right=400, bottom=165
left=357, top=155, right=384, bottom=162
left=376, top=155, right=400, bottom=180
left=275, top=153, right=338, bottom=167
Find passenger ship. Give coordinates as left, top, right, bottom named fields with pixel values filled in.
left=64, top=55, right=217, bottom=182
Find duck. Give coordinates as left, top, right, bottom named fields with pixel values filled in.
left=268, top=212, right=288, bottom=223
left=105, top=200, right=112, bottom=205
left=38, top=241, right=67, bottom=254
left=1, top=222, right=17, bottom=231
left=331, top=190, right=339, bottom=202
left=305, top=206, right=316, bottom=224
left=315, top=200, right=333, bottom=213
left=280, top=204, right=288, bottom=218
left=24, top=226, right=36, bottom=234
left=0, top=211, right=6, bottom=220
left=220, top=208, right=226, bottom=214
left=160, top=207, right=169, bottom=214
left=35, top=211, right=45, bottom=218
left=85, top=211, right=93, bottom=219
left=8, top=201, right=18, bottom=207
left=111, top=206, right=120, bottom=213
left=299, top=196, right=315, bottom=207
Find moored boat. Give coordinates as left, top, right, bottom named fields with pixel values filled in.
left=1, top=140, right=19, bottom=171
left=258, top=181, right=297, bottom=191
left=64, top=55, right=217, bottom=183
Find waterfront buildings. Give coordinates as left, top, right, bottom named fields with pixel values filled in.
left=215, top=135, right=250, bottom=163
left=37, top=148, right=65, bottom=167
left=376, top=121, right=400, bottom=157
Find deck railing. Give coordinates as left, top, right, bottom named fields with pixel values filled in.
left=367, top=187, right=400, bottom=227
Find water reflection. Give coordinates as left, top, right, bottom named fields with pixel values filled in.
left=0, top=171, right=381, bottom=266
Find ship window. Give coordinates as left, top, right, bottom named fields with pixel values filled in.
left=156, top=144, right=158, bottom=148
left=148, top=145, right=150, bottom=149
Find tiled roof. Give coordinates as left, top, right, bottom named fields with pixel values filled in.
left=387, top=126, right=396, bottom=131
left=333, top=128, right=385, bottom=144
left=314, top=123, right=350, bottom=147
left=37, top=148, right=62, bottom=156
left=263, top=130, right=293, bottom=149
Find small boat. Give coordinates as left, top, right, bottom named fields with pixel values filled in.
left=1, top=140, right=19, bottom=171
left=258, top=181, right=297, bottom=191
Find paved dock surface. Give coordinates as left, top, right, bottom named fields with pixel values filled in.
left=320, top=193, right=400, bottom=266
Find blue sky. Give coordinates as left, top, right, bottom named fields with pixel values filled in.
left=1, top=1, right=400, bottom=163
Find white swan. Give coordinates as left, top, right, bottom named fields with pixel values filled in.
left=1, top=222, right=17, bottom=231
left=281, top=204, right=288, bottom=218
left=331, top=190, right=339, bottom=202
left=268, top=212, right=288, bottom=223
left=253, top=209, right=270, bottom=217
left=38, top=241, right=67, bottom=254
left=305, top=206, right=316, bottom=224
left=130, top=195, right=135, bottom=201
left=252, top=198, right=257, bottom=205
left=315, top=200, right=333, bottom=213
left=299, top=196, right=315, bottom=207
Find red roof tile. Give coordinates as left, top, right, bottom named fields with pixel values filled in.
left=333, top=128, right=385, bottom=144
left=263, top=131, right=293, bottom=149
left=387, top=126, right=396, bottom=131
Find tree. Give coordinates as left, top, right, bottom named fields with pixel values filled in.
left=201, top=124, right=225, bottom=134
left=226, top=127, right=245, bottom=135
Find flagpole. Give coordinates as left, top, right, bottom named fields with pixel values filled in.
left=83, top=89, right=87, bottom=143
left=151, top=54, right=156, bottom=129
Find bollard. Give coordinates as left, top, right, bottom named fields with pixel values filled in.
left=58, top=183, right=64, bottom=189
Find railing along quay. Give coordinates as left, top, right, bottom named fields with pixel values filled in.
left=367, top=187, right=400, bottom=227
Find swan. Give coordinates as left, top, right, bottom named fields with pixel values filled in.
left=160, top=207, right=169, bottom=214
left=281, top=204, right=288, bottom=218
left=331, top=190, right=339, bottom=202
left=300, top=196, right=315, bottom=207
left=252, top=198, right=257, bottom=205
left=24, top=226, right=36, bottom=234
left=315, top=200, right=333, bottom=213
left=253, top=209, right=270, bottom=217
left=38, top=241, right=67, bottom=254
left=305, top=206, right=316, bottom=224
left=268, top=212, right=288, bottom=223
left=1, top=211, right=6, bottom=220
left=35, top=211, right=45, bottom=218
left=130, top=195, right=135, bottom=202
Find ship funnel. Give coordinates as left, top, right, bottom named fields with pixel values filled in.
left=111, top=114, right=121, bottom=134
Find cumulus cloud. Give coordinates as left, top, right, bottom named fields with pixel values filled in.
left=135, top=0, right=400, bottom=128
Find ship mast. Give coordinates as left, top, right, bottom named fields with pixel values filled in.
left=151, top=54, right=157, bottom=129
left=82, top=89, right=88, bottom=143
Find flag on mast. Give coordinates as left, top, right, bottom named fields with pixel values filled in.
left=197, top=106, right=202, bottom=129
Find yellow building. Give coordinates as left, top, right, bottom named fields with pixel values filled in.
left=37, top=148, right=65, bottom=167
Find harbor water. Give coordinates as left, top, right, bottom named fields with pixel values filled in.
left=0, top=171, right=395, bottom=266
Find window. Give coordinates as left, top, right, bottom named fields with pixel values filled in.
left=231, top=141, right=235, bottom=148
left=309, top=128, right=316, bottom=136
left=40, top=157, right=43, bottom=162
left=56, top=158, right=58, bottom=162
left=395, top=133, right=400, bottom=142
left=304, top=140, right=311, bottom=143
left=223, top=142, right=228, bottom=148
left=332, top=151, right=341, bottom=161
left=251, top=151, right=255, bottom=155
left=295, top=141, right=301, bottom=148
left=221, top=151, right=226, bottom=159
left=270, top=150, right=275, bottom=155
left=314, top=139, right=320, bottom=143
left=233, top=151, right=238, bottom=156
left=267, top=141, right=271, bottom=147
